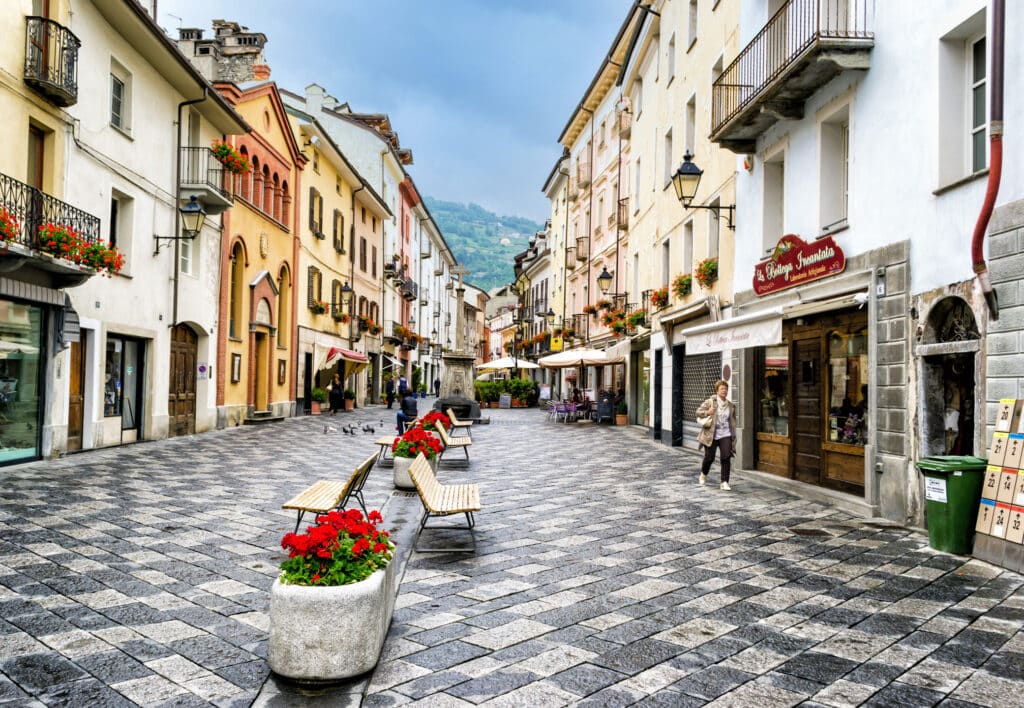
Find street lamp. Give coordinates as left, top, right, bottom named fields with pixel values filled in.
left=180, top=196, right=207, bottom=237
left=341, top=282, right=356, bottom=342
left=409, top=313, right=416, bottom=327
left=671, top=151, right=735, bottom=229
left=154, top=196, right=208, bottom=253
left=597, top=267, right=613, bottom=294
left=544, top=308, right=555, bottom=325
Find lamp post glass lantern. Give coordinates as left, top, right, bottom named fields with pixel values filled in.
left=597, top=267, right=613, bottom=294
left=180, top=195, right=207, bottom=238
left=671, top=151, right=703, bottom=208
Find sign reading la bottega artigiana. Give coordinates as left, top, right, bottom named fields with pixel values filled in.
left=753, top=233, right=846, bottom=296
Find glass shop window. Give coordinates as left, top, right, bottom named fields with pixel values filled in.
left=827, top=329, right=868, bottom=446
left=759, top=344, right=789, bottom=436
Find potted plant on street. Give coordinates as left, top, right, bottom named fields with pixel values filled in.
left=615, top=400, right=628, bottom=426
left=343, top=388, right=356, bottom=411
left=391, top=426, right=443, bottom=488
left=310, top=387, right=327, bottom=415
left=268, top=508, right=396, bottom=681
left=418, top=410, right=450, bottom=433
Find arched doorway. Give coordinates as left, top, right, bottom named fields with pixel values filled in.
left=920, top=297, right=980, bottom=456
left=168, top=324, right=197, bottom=436
left=253, top=299, right=273, bottom=413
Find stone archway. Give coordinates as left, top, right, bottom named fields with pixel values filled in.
left=919, top=297, right=980, bottom=456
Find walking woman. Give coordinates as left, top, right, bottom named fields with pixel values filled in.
left=696, top=379, right=737, bottom=491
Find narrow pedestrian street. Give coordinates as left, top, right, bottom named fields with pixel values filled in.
left=1, top=405, right=1022, bottom=707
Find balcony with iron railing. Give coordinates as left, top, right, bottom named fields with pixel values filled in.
left=386, top=320, right=406, bottom=344
left=180, top=147, right=233, bottom=214
left=710, top=0, right=875, bottom=153
left=400, top=276, right=418, bottom=302
left=577, top=159, right=591, bottom=188
left=0, top=171, right=102, bottom=287
left=617, top=108, right=631, bottom=138
left=617, top=198, right=630, bottom=231
left=24, top=16, right=80, bottom=108
left=565, top=245, right=576, bottom=269
left=576, top=236, right=590, bottom=261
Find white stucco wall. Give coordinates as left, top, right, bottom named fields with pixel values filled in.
left=734, top=0, right=1020, bottom=297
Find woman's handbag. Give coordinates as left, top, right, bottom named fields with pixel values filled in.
left=697, top=414, right=713, bottom=428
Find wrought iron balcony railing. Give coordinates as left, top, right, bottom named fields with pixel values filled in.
left=0, top=172, right=101, bottom=252
left=24, top=16, right=80, bottom=107
left=565, top=246, right=576, bottom=269
left=618, top=198, right=630, bottom=231
left=711, top=0, right=874, bottom=151
left=400, top=277, right=418, bottom=302
left=576, top=236, right=589, bottom=261
left=180, top=147, right=232, bottom=201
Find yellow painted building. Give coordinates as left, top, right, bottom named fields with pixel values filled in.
left=216, top=79, right=306, bottom=424
left=285, top=109, right=390, bottom=411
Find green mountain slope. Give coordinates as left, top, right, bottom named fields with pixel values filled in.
left=424, top=196, right=542, bottom=292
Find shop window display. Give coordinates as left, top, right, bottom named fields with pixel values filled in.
left=827, top=329, right=868, bottom=446
left=0, top=302, right=42, bottom=463
left=759, top=345, right=788, bottom=435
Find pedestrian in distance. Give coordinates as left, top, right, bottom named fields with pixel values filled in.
left=696, top=379, right=737, bottom=491
left=397, top=389, right=418, bottom=433
left=433, top=377, right=441, bottom=396
left=398, top=375, right=409, bottom=396
left=385, top=377, right=395, bottom=409
left=327, top=373, right=343, bottom=416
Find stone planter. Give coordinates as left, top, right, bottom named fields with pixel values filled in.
left=393, top=455, right=416, bottom=489
left=394, top=455, right=436, bottom=488
left=615, top=413, right=628, bottom=426
left=268, top=559, right=397, bottom=681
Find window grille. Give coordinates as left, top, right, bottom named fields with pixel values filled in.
left=683, top=352, right=721, bottom=417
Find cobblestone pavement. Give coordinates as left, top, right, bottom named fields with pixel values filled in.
left=1, top=404, right=1023, bottom=707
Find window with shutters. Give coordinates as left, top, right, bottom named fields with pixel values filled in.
left=372, top=246, right=378, bottom=278
left=307, top=265, right=322, bottom=306
left=333, top=209, right=345, bottom=252
left=309, top=187, right=324, bottom=238
left=331, top=279, right=344, bottom=316
left=359, top=237, right=367, bottom=271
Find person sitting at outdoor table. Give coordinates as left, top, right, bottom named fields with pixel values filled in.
left=397, top=390, right=418, bottom=433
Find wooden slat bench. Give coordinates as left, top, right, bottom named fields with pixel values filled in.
left=373, top=435, right=398, bottom=465
left=435, top=423, right=471, bottom=464
left=408, top=453, right=480, bottom=552
left=445, top=408, right=474, bottom=438
left=282, top=452, right=377, bottom=532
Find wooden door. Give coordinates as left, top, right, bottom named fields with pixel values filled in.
left=793, top=337, right=822, bottom=485
left=67, top=339, right=85, bottom=450
left=168, top=324, right=196, bottom=436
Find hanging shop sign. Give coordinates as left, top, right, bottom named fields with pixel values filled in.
left=753, top=234, right=846, bottom=296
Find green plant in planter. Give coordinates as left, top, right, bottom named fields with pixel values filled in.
left=343, top=389, right=356, bottom=400
left=279, top=509, right=393, bottom=586
left=672, top=273, right=693, bottom=299
left=695, top=258, right=718, bottom=289
left=310, top=387, right=328, bottom=403
left=616, top=400, right=628, bottom=415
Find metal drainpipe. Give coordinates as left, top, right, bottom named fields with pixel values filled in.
left=971, top=0, right=1004, bottom=320
left=172, top=88, right=208, bottom=327
left=559, top=167, right=570, bottom=332
left=615, top=96, right=625, bottom=298
left=350, top=185, right=364, bottom=347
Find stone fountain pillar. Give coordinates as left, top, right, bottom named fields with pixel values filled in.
left=434, top=270, right=482, bottom=422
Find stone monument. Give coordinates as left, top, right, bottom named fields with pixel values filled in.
left=434, top=264, right=482, bottom=422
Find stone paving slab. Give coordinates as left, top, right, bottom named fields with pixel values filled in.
left=0, top=404, right=1021, bottom=706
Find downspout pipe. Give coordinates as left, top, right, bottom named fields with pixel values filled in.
left=581, top=106, right=595, bottom=345
left=173, top=88, right=208, bottom=327
left=972, top=0, right=1004, bottom=320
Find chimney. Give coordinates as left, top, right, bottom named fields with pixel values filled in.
left=253, top=64, right=271, bottom=80
left=322, top=95, right=338, bottom=111
left=305, top=83, right=325, bottom=115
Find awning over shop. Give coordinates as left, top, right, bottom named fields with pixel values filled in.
left=538, top=348, right=625, bottom=368
left=680, top=309, right=783, bottom=355
left=782, top=290, right=869, bottom=319
left=315, top=345, right=369, bottom=378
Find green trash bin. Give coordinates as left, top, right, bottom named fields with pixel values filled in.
left=916, top=455, right=988, bottom=554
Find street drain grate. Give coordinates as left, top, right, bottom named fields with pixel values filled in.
left=789, top=528, right=833, bottom=537
left=393, top=491, right=418, bottom=498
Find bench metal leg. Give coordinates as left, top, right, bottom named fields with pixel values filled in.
left=414, top=508, right=476, bottom=553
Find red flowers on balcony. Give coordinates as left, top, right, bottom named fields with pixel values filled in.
left=211, top=139, right=251, bottom=175
left=37, top=223, right=123, bottom=276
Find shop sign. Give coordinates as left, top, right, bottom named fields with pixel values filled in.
left=754, top=234, right=846, bottom=296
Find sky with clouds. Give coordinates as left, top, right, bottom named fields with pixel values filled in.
left=156, top=0, right=628, bottom=222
